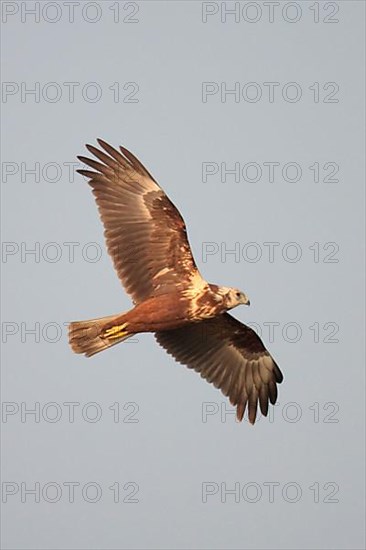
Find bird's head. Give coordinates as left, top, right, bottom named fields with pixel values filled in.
left=218, top=286, right=250, bottom=310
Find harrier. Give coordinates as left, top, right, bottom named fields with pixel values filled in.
left=69, top=139, right=283, bottom=424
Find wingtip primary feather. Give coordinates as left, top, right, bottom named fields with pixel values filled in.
left=274, top=362, right=284, bottom=383
left=76, top=169, right=98, bottom=178
left=96, top=137, right=108, bottom=148
left=236, top=400, right=247, bottom=422
left=85, top=143, right=95, bottom=154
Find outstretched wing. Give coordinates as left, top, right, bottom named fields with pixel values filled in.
left=155, top=313, right=283, bottom=424
left=77, top=139, right=206, bottom=304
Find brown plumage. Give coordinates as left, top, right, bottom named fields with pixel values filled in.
left=69, top=139, right=283, bottom=424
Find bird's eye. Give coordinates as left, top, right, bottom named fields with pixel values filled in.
left=236, top=292, right=241, bottom=298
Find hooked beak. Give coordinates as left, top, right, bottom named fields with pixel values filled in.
left=242, top=294, right=250, bottom=306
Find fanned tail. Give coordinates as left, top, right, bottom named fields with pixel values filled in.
left=68, top=313, right=133, bottom=357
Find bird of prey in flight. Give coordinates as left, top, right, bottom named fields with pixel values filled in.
left=69, top=139, right=283, bottom=424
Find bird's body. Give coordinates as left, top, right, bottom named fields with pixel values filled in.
left=69, top=139, right=283, bottom=424
left=108, top=286, right=230, bottom=332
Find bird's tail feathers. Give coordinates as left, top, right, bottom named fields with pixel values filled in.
left=68, top=313, right=134, bottom=357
